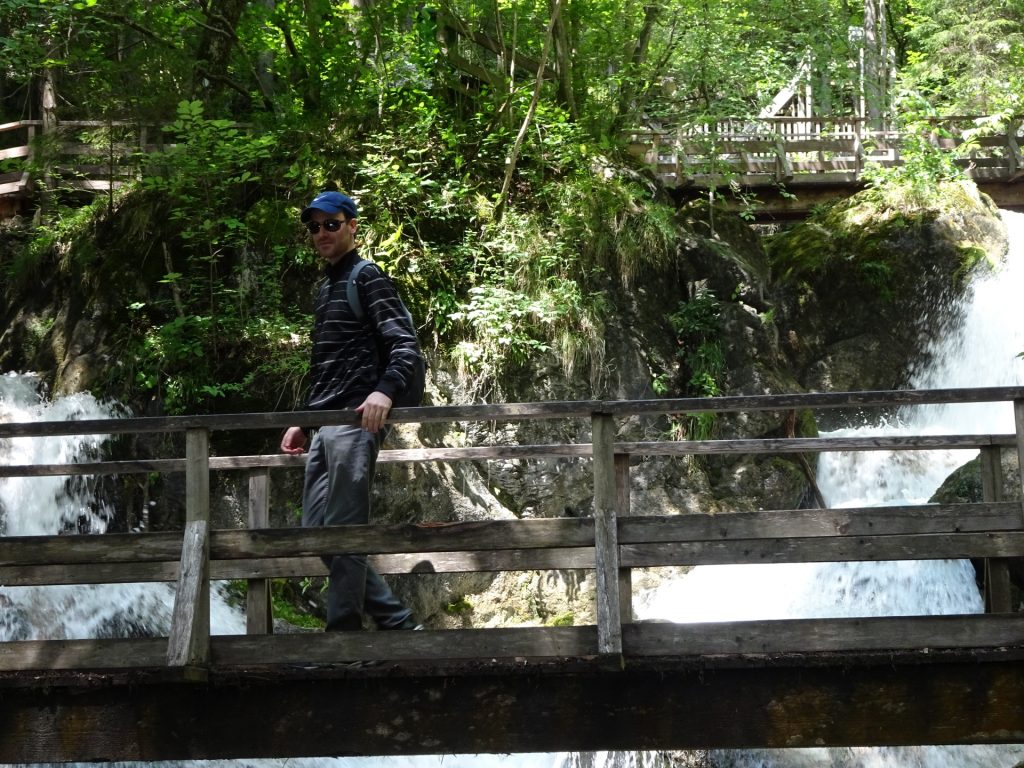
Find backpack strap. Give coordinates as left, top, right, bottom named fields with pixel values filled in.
left=346, top=258, right=372, bottom=321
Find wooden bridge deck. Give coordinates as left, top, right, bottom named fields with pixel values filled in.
left=2, top=387, right=1024, bottom=760
left=627, top=117, right=1024, bottom=218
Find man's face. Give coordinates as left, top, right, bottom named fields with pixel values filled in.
left=307, top=209, right=357, bottom=264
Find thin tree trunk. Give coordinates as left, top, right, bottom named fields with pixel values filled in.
left=494, top=0, right=562, bottom=223
left=552, top=0, right=577, bottom=119
left=35, top=64, right=58, bottom=224
left=615, top=4, right=660, bottom=123
left=863, top=0, right=886, bottom=129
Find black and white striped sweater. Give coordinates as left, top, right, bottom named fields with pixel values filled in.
left=305, top=249, right=422, bottom=411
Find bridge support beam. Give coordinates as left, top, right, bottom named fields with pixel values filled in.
left=3, top=652, right=1024, bottom=761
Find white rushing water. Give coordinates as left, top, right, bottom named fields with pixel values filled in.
left=4, top=212, right=1024, bottom=768
left=0, top=374, right=245, bottom=643
left=636, top=210, right=1024, bottom=767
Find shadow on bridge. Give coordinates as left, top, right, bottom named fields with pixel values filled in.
left=2, top=388, right=1024, bottom=760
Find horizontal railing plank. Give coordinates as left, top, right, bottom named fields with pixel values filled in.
left=1, top=504, right=1020, bottom=584
left=0, top=530, right=184, bottom=566
left=621, top=531, right=1024, bottom=567
left=2, top=615, right=1023, bottom=672
left=4, top=387, right=1024, bottom=439
left=0, top=432, right=1019, bottom=478
left=0, top=637, right=168, bottom=671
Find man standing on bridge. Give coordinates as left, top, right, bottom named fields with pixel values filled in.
left=280, top=190, right=423, bottom=632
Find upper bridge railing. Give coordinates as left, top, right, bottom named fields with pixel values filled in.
left=626, top=116, right=1024, bottom=189
left=0, top=119, right=173, bottom=210
left=5, top=115, right=1022, bottom=212
left=1, top=387, right=1024, bottom=674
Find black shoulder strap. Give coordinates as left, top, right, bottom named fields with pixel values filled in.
left=346, top=259, right=372, bottom=321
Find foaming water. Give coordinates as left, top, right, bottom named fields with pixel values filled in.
left=638, top=212, right=1024, bottom=766
left=0, top=374, right=244, bottom=642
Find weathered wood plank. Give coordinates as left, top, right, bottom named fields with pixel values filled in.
left=2, top=616, right=1023, bottom=674
left=4, top=432, right=1015, bottom=478
left=210, top=548, right=597, bottom=581
left=618, top=503, right=1024, bottom=541
left=5, top=656, right=1024, bottom=759
left=246, top=470, right=272, bottom=635
left=617, top=433, right=1014, bottom=456
left=209, top=518, right=596, bottom=559
left=167, top=428, right=210, bottom=667
left=3, top=619, right=1024, bottom=760
left=4, top=388, right=1024, bottom=439
left=980, top=446, right=1012, bottom=612
left=166, top=519, right=210, bottom=667
left=0, top=638, right=168, bottom=671
left=0, top=531, right=184, bottom=566
left=623, top=613, right=1024, bottom=656
left=1, top=504, right=1017, bottom=575
left=591, top=414, right=622, bottom=655
left=0, top=561, right=179, bottom=586
left=616, top=454, right=633, bottom=624
left=621, top=531, right=1024, bottom=567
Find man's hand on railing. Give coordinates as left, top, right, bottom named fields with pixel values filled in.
left=280, top=426, right=308, bottom=455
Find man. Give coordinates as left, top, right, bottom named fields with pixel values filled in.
left=280, top=190, right=422, bottom=631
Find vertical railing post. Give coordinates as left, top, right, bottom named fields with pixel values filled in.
left=592, top=412, right=622, bottom=657
left=246, top=468, right=273, bottom=635
left=615, top=453, right=632, bottom=625
left=1015, top=399, right=1024, bottom=519
left=167, top=427, right=211, bottom=669
left=980, top=445, right=1011, bottom=613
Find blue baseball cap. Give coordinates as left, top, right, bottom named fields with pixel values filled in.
left=300, top=191, right=358, bottom=222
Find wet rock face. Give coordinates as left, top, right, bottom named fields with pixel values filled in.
left=768, top=181, right=1008, bottom=394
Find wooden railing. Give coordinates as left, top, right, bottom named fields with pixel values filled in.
left=627, top=116, right=1024, bottom=188
left=0, top=119, right=167, bottom=199
left=1, top=387, right=1024, bottom=674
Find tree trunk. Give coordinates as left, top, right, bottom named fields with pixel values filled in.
left=862, top=0, right=887, bottom=130
left=35, top=64, right=58, bottom=224
left=552, top=0, right=577, bottom=119
left=191, top=0, right=248, bottom=106
left=494, top=0, right=562, bottom=223
left=614, top=4, right=660, bottom=127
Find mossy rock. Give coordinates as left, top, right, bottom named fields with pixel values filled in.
left=768, top=180, right=1007, bottom=391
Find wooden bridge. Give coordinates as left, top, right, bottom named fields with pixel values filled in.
left=6, top=115, right=1024, bottom=221
left=627, top=117, right=1024, bottom=218
left=2, top=387, right=1024, bottom=761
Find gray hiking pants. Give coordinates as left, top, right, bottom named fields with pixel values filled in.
left=301, top=424, right=412, bottom=630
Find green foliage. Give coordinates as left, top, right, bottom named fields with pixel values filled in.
left=547, top=612, right=575, bottom=627
left=5, top=0, right=1022, bottom=417
left=861, top=131, right=967, bottom=209
left=445, top=596, right=473, bottom=616
left=223, top=578, right=325, bottom=630
left=668, top=290, right=726, bottom=440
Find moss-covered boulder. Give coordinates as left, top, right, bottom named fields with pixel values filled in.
left=768, top=180, right=1007, bottom=392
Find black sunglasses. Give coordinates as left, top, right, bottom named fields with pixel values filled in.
left=305, top=218, right=346, bottom=234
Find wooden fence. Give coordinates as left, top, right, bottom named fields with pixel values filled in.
left=0, top=119, right=168, bottom=207
left=627, top=116, right=1024, bottom=188
left=1, top=386, right=1024, bottom=675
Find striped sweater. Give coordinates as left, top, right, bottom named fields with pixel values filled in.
left=305, top=249, right=422, bottom=411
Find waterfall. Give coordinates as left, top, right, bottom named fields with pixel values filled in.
left=635, top=211, right=1024, bottom=766
left=4, top=213, right=1024, bottom=768
left=0, top=374, right=245, bottom=643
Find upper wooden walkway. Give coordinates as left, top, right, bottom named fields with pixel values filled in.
left=2, top=387, right=1024, bottom=761
left=627, top=116, right=1024, bottom=218
left=5, top=115, right=1024, bottom=220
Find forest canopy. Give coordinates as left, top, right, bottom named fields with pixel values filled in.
left=1, top=0, right=1023, bottom=413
